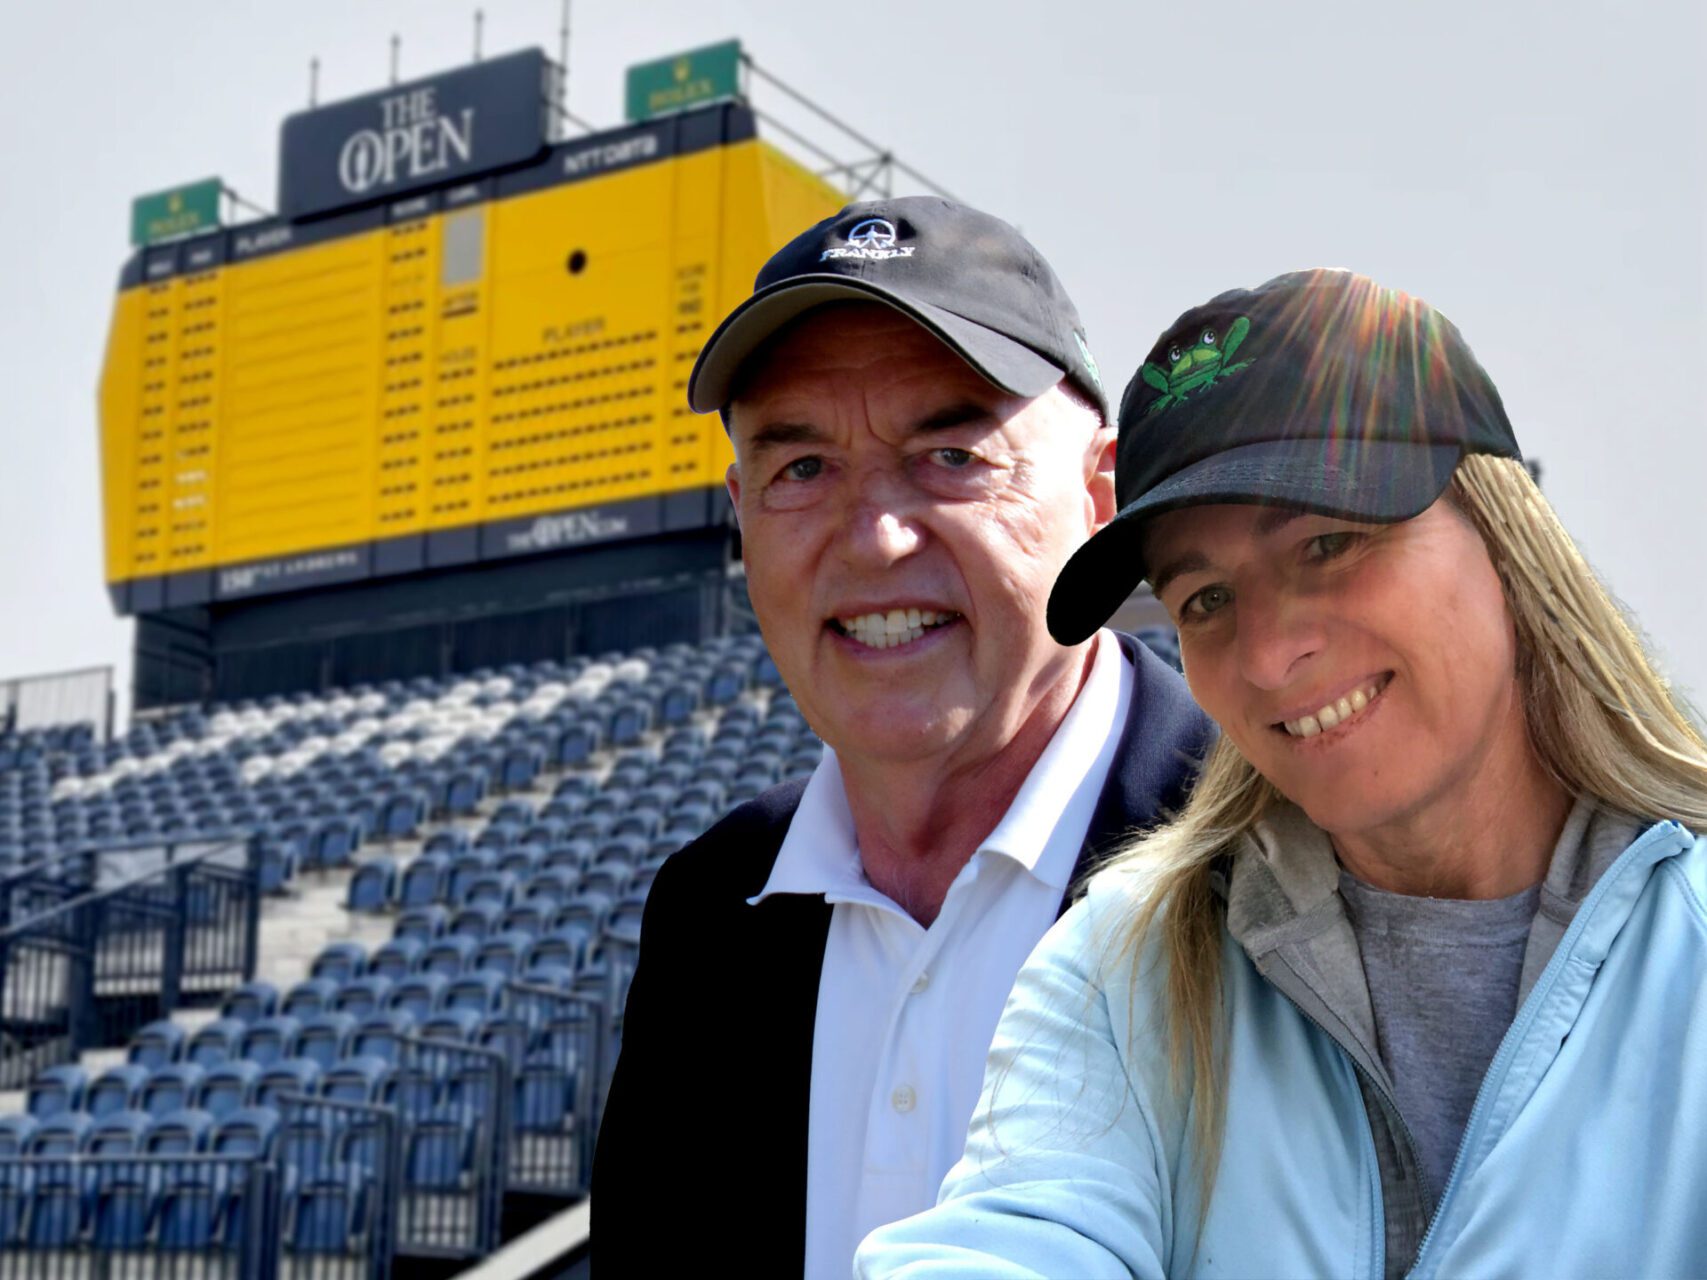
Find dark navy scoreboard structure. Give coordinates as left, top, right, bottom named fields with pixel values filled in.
left=100, top=46, right=841, bottom=708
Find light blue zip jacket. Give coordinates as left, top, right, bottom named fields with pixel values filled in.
left=856, top=801, right=1707, bottom=1278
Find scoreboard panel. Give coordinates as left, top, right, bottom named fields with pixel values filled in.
left=100, top=103, right=841, bottom=613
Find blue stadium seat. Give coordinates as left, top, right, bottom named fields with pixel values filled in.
left=378, top=791, right=427, bottom=839
left=310, top=815, right=359, bottom=869
left=282, top=977, right=341, bottom=1021
left=196, top=1060, right=263, bottom=1120
left=346, top=858, right=397, bottom=911
left=517, top=1048, right=577, bottom=1133
left=311, top=942, right=369, bottom=985
left=321, top=1055, right=391, bottom=1105
left=406, top=1108, right=473, bottom=1191
left=87, top=1064, right=151, bottom=1118
left=565, top=813, right=612, bottom=842
left=239, top=1015, right=303, bottom=1068
left=129, top=1019, right=186, bottom=1071
left=476, top=930, right=538, bottom=976
left=474, top=824, right=518, bottom=855
left=438, top=768, right=488, bottom=817
left=144, top=1109, right=226, bottom=1249
left=477, top=1011, right=534, bottom=1062
left=657, top=681, right=700, bottom=725
left=351, top=1010, right=415, bottom=1064
left=332, top=975, right=395, bottom=1020
left=395, top=904, right=450, bottom=942
left=447, top=850, right=497, bottom=900
left=422, top=933, right=479, bottom=976
left=525, top=928, right=585, bottom=975
left=24, top=1112, right=95, bottom=1245
left=369, top=936, right=425, bottom=981
left=26, top=1064, right=88, bottom=1119
left=292, top=1013, right=359, bottom=1070
left=214, top=1107, right=279, bottom=1159
left=551, top=722, right=600, bottom=767
left=380, top=1064, right=441, bottom=1123
left=255, top=1058, right=323, bottom=1113
left=461, top=869, right=519, bottom=908
left=290, top=1166, right=370, bottom=1255
left=388, top=972, right=449, bottom=1022
left=141, top=1062, right=208, bottom=1119
left=501, top=900, right=555, bottom=936
left=449, top=901, right=503, bottom=940
left=144, top=1108, right=215, bottom=1157
left=422, top=827, right=472, bottom=857
left=497, top=846, right=545, bottom=879
left=397, top=854, right=448, bottom=908
left=499, top=744, right=545, bottom=791
left=255, top=836, right=299, bottom=893
left=186, top=1017, right=249, bottom=1068
left=24, top=1110, right=92, bottom=1170
left=444, top=971, right=506, bottom=1017
left=88, top=1114, right=156, bottom=1247
left=220, top=981, right=280, bottom=1025
left=542, top=842, right=594, bottom=875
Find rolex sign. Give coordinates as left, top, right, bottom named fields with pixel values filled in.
left=278, top=48, right=557, bottom=219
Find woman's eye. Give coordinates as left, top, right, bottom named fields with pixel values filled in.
left=1182, top=585, right=1233, bottom=618
left=1306, top=531, right=1360, bottom=561
left=781, top=456, right=823, bottom=482
left=933, top=447, right=974, bottom=468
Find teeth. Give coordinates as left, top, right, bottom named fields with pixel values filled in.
left=1283, top=679, right=1386, bottom=739
left=835, top=609, right=959, bottom=650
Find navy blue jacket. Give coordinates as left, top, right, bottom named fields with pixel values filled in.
left=591, top=633, right=1212, bottom=1276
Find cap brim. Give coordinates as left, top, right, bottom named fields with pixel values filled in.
left=1046, top=438, right=1463, bottom=645
left=686, top=275, right=1066, bottom=413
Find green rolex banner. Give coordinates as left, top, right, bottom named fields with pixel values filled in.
left=625, top=41, right=742, bottom=122
left=131, top=178, right=222, bottom=248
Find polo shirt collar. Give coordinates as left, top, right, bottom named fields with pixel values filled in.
left=747, top=630, right=1126, bottom=906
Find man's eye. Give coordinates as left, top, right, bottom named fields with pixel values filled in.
left=781, top=456, right=823, bottom=482
left=1182, top=585, right=1233, bottom=619
left=933, top=447, right=974, bottom=468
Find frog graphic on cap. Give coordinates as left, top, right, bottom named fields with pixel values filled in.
left=1138, top=315, right=1253, bottom=417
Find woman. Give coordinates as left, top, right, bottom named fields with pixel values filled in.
left=856, top=269, right=1707, bottom=1279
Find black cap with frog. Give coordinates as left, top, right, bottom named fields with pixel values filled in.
left=1046, top=268, right=1523, bottom=645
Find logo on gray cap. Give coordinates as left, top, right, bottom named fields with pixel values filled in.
left=821, top=217, right=916, bottom=262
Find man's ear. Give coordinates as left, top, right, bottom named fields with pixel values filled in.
left=725, top=462, right=743, bottom=531
left=1087, top=426, right=1118, bottom=531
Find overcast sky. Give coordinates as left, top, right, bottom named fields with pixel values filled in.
left=2, top=0, right=1701, bottom=721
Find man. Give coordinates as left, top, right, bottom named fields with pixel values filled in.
left=592, top=197, right=1213, bottom=1277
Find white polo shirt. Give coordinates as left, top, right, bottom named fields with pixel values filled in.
left=748, top=631, right=1134, bottom=1280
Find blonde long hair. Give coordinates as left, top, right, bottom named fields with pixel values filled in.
left=1109, top=453, right=1707, bottom=1209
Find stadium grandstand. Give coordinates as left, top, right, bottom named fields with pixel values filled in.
left=0, top=27, right=1181, bottom=1280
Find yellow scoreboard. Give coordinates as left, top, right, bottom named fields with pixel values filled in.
left=101, top=61, right=840, bottom=614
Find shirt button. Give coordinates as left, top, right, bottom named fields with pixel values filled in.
left=891, top=1085, right=916, bottom=1114
left=910, top=971, right=930, bottom=995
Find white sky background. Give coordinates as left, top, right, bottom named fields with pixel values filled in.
left=0, top=0, right=1702, bottom=722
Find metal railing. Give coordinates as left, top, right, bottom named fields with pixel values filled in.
left=0, top=1149, right=282, bottom=1279
left=502, top=981, right=603, bottom=1196
left=0, top=838, right=259, bottom=1089
left=393, top=1036, right=509, bottom=1260
left=278, top=1094, right=402, bottom=1279
left=0, top=665, right=113, bottom=743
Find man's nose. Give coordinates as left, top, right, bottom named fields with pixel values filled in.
left=836, top=472, right=924, bottom=566
left=1234, top=584, right=1325, bottom=692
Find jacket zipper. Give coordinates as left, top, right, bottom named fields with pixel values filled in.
left=1406, top=822, right=1686, bottom=1273
left=1257, top=972, right=1423, bottom=1278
